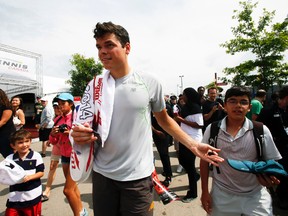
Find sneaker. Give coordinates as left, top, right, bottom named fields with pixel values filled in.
left=41, top=194, right=49, bottom=202
left=176, top=165, right=183, bottom=173
left=161, top=177, right=171, bottom=187
left=80, top=208, right=88, bottom=216
left=40, top=153, right=46, bottom=158
left=181, top=195, right=196, bottom=203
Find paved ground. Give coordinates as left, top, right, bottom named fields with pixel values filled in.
left=1, top=139, right=288, bottom=216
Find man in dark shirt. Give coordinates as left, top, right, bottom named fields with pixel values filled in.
left=197, top=86, right=206, bottom=105
left=33, top=96, right=44, bottom=129
left=202, top=87, right=225, bottom=133
left=152, top=110, right=173, bottom=187
left=257, top=86, right=288, bottom=210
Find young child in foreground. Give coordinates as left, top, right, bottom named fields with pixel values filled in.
left=5, top=129, right=44, bottom=216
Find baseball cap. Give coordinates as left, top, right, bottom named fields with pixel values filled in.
left=0, top=158, right=26, bottom=185
left=40, top=96, right=49, bottom=101
left=227, top=159, right=288, bottom=177
left=56, top=93, right=74, bottom=102
left=52, top=102, right=59, bottom=107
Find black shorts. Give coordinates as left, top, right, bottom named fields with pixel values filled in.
left=34, top=115, right=41, bottom=124
left=39, top=128, right=52, bottom=141
left=61, top=156, right=70, bottom=164
left=92, top=172, right=154, bottom=216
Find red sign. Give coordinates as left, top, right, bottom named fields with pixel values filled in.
left=216, top=82, right=227, bottom=86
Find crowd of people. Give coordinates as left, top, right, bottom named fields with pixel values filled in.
left=0, top=90, right=89, bottom=216
left=154, top=86, right=288, bottom=215
left=1, top=21, right=288, bottom=216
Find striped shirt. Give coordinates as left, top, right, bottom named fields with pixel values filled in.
left=6, top=150, right=44, bottom=208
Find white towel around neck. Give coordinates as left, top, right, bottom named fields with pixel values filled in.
left=94, top=71, right=115, bottom=147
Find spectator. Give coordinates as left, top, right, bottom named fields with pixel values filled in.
left=257, top=86, right=288, bottom=210
left=175, top=87, right=203, bottom=203
left=271, top=91, right=279, bottom=106
left=49, top=93, right=87, bottom=216
left=42, top=100, right=62, bottom=202
left=197, top=86, right=206, bottom=105
left=152, top=109, right=173, bottom=187
left=5, top=129, right=44, bottom=216
left=0, top=89, right=15, bottom=157
left=202, top=87, right=225, bottom=133
left=247, top=89, right=266, bottom=120
left=200, top=86, right=281, bottom=216
left=173, top=94, right=185, bottom=173
left=170, top=95, right=177, bottom=106
left=162, top=95, right=174, bottom=147
left=39, top=96, right=54, bottom=157
left=33, top=96, right=44, bottom=129
left=10, top=95, right=25, bottom=131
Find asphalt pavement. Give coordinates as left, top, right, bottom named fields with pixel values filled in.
left=0, top=139, right=287, bottom=216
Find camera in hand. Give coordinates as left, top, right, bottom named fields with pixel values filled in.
left=58, top=124, right=68, bottom=133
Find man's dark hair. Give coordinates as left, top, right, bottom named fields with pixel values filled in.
left=224, top=86, right=251, bottom=103
left=271, top=91, right=279, bottom=102
left=278, top=86, right=288, bottom=99
left=93, top=22, right=130, bottom=47
left=10, top=129, right=31, bottom=145
left=255, top=89, right=266, bottom=98
left=197, top=86, right=205, bottom=91
left=170, top=95, right=177, bottom=101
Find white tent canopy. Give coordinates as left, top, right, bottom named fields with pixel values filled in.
left=42, top=75, right=70, bottom=96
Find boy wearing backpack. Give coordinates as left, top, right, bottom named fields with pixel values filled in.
left=200, top=86, right=282, bottom=216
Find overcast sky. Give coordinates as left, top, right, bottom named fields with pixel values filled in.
left=0, top=0, right=287, bottom=95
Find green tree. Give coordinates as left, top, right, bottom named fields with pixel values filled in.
left=67, top=53, right=103, bottom=96
left=221, top=1, right=288, bottom=91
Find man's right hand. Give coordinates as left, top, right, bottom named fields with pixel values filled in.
left=71, top=122, right=97, bottom=145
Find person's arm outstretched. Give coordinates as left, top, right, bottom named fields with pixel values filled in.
left=154, top=109, right=223, bottom=165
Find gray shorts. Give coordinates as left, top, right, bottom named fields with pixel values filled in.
left=92, top=171, right=154, bottom=216
left=211, top=184, right=272, bottom=216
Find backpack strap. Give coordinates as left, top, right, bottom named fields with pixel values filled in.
left=209, top=121, right=221, bottom=174
left=208, top=120, right=264, bottom=174
left=53, top=116, right=63, bottom=126
left=209, top=121, right=221, bottom=148
left=252, top=121, right=264, bottom=161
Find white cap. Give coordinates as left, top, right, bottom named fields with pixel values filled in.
left=0, top=158, right=25, bottom=185
left=40, top=96, right=49, bottom=101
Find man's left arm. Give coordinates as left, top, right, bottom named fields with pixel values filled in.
left=153, top=109, right=223, bottom=165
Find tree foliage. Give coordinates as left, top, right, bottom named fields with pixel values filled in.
left=205, top=82, right=223, bottom=93
left=67, top=53, right=103, bottom=96
left=221, top=1, right=288, bottom=91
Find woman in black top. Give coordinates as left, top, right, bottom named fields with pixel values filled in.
left=0, top=89, right=16, bottom=157
left=175, top=88, right=203, bottom=203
